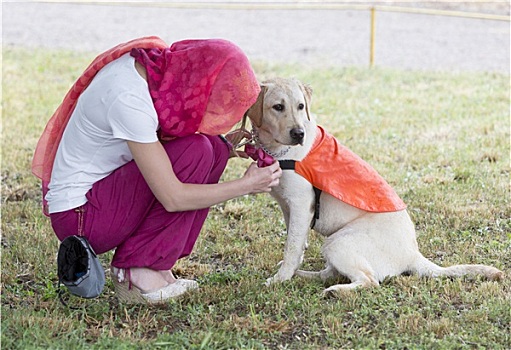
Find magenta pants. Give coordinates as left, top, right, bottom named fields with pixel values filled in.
left=50, top=134, right=230, bottom=270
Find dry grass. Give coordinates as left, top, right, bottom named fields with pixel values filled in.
left=1, top=47, right=510, bottom=349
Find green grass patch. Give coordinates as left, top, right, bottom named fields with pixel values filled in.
left=2, top=47, right=510, bottom=349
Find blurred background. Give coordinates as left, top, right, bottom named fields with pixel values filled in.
left=3, top=0, right=510, bottom=72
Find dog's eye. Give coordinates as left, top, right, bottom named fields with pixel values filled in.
left=298, top=103, right=305, bottom=110
left=272, top=104, right=284, bottom=112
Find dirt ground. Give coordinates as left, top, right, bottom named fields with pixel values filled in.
left=3, top=1, right=510, bottom=72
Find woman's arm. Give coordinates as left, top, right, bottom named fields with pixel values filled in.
left=128, top=140, right=281, bottom=212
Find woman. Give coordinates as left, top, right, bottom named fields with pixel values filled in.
left=32, top=37, right=282, bottom=303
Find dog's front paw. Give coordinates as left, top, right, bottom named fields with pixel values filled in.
left=264, top=276, right=276, bottom=287
left=264, top=273, right=290, bottom=287
left=265, top=275, right=284, bottom=287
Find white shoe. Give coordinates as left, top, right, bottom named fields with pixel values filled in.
left=177, top=279, right=199, bottom=289
left=111, top=267, right=199, bottom=304
left=142, top=279, right=199, bottom=303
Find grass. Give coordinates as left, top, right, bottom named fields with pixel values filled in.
left=2, top=47, right=510, bottom=349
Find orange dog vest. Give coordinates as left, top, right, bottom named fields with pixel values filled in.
left=291, top=126, right=406, bottom=213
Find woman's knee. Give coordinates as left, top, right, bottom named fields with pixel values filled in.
left=207, top=134, right=231, bottom=157
left=185, top=134, right=216, bottom=163
left=164, top=133, right=211, bottom=157
left=163, top=134, right=230, bottom=163
left=162, top=134, right=217, bottom=183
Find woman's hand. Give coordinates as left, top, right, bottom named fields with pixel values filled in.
left=242, top=161, right=282, bottom=194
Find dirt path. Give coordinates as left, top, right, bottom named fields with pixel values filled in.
left=3, top=1, right=510, bottom=72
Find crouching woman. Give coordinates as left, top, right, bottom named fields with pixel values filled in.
left=32, top=37, right=282, bottom=303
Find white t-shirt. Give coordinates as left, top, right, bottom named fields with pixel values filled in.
left=46, top=54, right=159, bottom=214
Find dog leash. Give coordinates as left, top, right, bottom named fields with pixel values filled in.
left=229, top=114, right=291, bottom=161
left=226, top=113, right=253, bottom=149
left=227, top=114, right=274, bottom=167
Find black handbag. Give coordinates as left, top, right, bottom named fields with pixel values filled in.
left=57, top=235, right=105, bottom=299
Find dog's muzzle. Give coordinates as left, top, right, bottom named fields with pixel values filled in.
left=290, top=127, right=305, bottom=145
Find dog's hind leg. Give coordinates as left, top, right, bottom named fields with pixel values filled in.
left=411, top=254, right=504, bottom=281
left=323, top=268, right=379, bottom=294
left=320, top=230, right=381, bottom=294
left=296, top=264, right=336, bottom=281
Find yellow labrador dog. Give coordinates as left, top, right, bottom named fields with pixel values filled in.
left=246, top=77, right=503, bottom=294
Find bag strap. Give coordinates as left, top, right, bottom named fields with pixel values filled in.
left=57, top=279, right=82, bottom=309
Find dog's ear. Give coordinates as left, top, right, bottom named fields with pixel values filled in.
left=298, top=82, right=313, bottom=121
left=246, top=84, right=267, bottom=128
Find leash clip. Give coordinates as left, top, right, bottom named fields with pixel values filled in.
left=226, top=127, right=255, bottom=150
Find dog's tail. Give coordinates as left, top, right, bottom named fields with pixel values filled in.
left=412, top=254, right=504, bottom=281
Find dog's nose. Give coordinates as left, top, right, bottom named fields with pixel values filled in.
left=290, top=128, right=305, bottom=144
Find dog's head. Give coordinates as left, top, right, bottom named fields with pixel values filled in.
left=246, top=78, right=313, bottom=149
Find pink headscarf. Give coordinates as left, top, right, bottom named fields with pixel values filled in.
left=131, top=39, right=260, bottom=139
